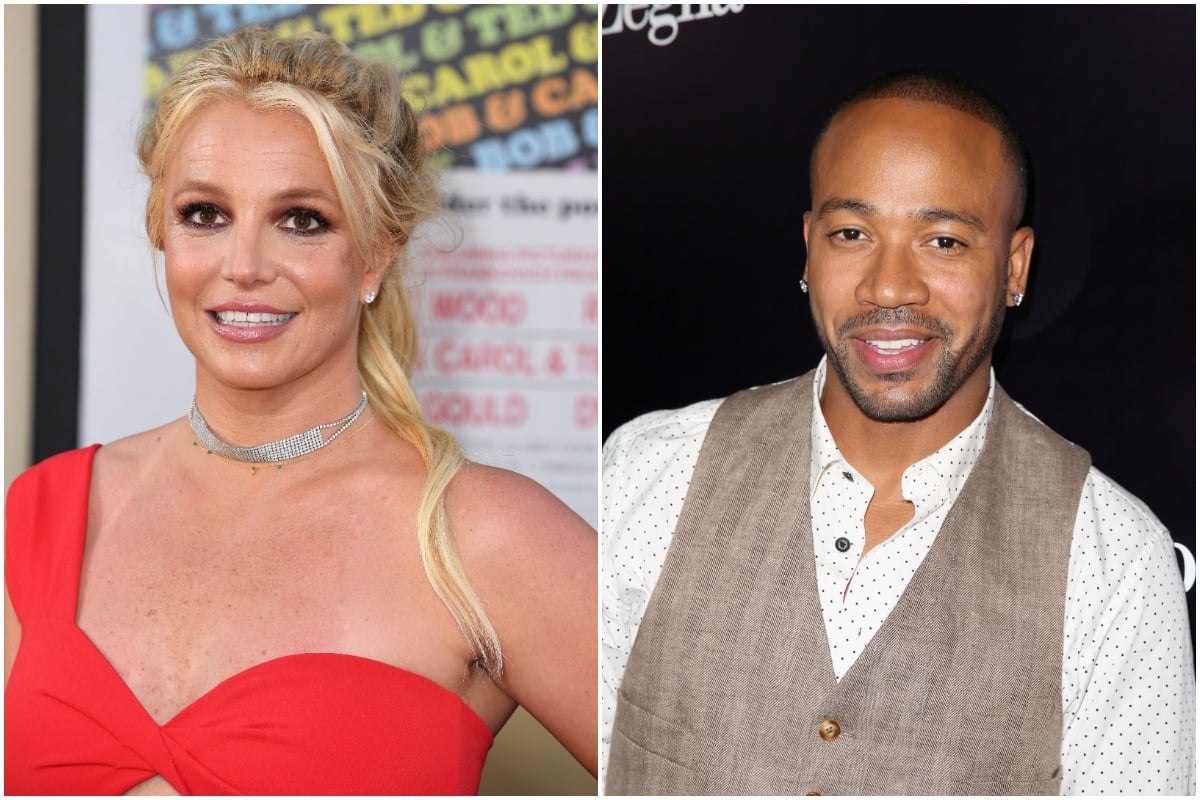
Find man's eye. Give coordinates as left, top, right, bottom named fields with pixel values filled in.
left=281, top=208, right=329, bottom=234
left=831, top=229, right=864, bottom=242
left=931, top=236, right=964, bottom=250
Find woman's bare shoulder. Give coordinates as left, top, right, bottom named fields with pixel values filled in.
left=91, top=419, right=185, bottom=485
left=445, top=462, right=595, bottom=557
left=444, top=461, right=597, bottom=773
left=443, top=461, right=595, bottom=624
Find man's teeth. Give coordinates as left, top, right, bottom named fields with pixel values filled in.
left=214, top=310, right=295, bottom=326
left=866, top=338, right=925, bottom=352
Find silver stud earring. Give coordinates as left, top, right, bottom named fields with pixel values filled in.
left=1012, top=292, right=1024, bottom=307
left=799, top=279, right=809, bottom=294
left=363, top=290, right=377, bottom=305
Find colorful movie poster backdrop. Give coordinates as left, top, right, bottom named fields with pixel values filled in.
left=145, top=4, right=598, bottom=170
left=139, top=5, right=599, bottom=524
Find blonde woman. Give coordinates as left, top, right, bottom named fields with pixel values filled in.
left=5, top=28, right=596, bottom=795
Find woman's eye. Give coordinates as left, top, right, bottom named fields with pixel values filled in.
left=181, top=204, right=225, bottom=227
left=281, top=209, right=328, bottom=233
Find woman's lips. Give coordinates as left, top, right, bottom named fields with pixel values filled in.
left=207, top=309, right=297, bottom=341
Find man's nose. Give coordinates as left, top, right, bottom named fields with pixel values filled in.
left=854, top=242, right=928, bottom=309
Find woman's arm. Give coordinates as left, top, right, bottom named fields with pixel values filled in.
left=449, top=465, right=598, bottom=775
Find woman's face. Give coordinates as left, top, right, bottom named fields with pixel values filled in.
left=161, top=99, right=381, bottom=394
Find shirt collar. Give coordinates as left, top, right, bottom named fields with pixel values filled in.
left=809, top=357, right=995, bottom=503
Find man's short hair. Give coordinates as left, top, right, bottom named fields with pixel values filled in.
left=810, top=69, right=1030, bottom=230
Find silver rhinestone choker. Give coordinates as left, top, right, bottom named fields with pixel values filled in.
left=188, top=391, right=368, bottom=464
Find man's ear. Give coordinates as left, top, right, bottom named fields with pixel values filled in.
left=1006, top=226, right=1034, bottom=306
left=802, top=211, right=813, bottom=284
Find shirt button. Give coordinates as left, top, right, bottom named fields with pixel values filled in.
left=834, top=537, right=851, bottom=552
left=818, top=719, right=841, bottom=741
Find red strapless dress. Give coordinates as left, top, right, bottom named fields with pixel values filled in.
left=5, top=446, right=493, bottom=795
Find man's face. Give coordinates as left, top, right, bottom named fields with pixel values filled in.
left=803, top=98, right=1032, bottom=422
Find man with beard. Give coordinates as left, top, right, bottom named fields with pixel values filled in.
left=601, top=70, right=1193, bottom=795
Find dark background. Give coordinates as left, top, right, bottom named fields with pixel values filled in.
left=601, top=6, right=1195, bottom=624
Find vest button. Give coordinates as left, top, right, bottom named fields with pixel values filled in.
left=805, top=793, right=822, bottom=796
left=818, top=719, right=841, bottom=740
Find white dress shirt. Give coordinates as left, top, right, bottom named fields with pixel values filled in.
left=602, top=360, right=1195, bottom=794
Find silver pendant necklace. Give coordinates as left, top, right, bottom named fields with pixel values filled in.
left=189, top=391, right=368, bottom=465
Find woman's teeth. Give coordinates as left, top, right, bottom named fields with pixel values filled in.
left=214, top=310, right=295, bottom=326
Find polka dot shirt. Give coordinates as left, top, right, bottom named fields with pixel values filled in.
left=601, top=359, right=1195, bottom=794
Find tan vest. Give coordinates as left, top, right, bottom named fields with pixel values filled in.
left=607, top=372, right=1091, bottom=796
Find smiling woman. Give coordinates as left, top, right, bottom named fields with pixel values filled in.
left=4, top=27, right=596, bottom=795
left=161, top=102, right=375, bottom=391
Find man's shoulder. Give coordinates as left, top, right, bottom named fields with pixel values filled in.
left=1080, top=464, right=1171, bottom=543
left=602, top=398, right=728, bottom=566
left=1067, top=437, right=1180, bottom=593
left=609, top=374, right=816, bottom=462
left=603, top=397, right=725, bottom=462
left=603, top=374, right=813, bottom=457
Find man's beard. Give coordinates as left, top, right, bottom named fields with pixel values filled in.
left=816, top=301, right=1006, bottom=423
